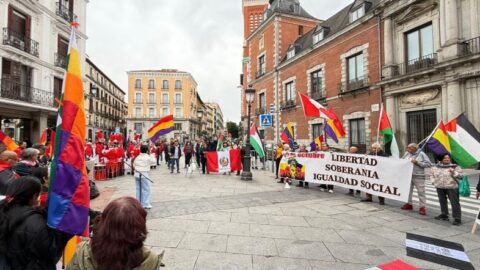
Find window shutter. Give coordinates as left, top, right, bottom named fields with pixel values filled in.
left=25, top=14, right=31, bottom=39
left=7, top=5, right=13, bottom=29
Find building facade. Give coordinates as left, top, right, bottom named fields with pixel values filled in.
left=378, top=0, right=480, bottom=149
left=0, top=0, right=87, bottom=143
left=242, top=0, right=382, bottom=153
left=205, top=102, right=224, bottom=135
left=85, top=58, right=127, bottom=141
left=126, top=69, right=202, bottom=142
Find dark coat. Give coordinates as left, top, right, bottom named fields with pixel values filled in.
left=168, top=145, right=182, bottom=158
left=4, top=205, right=71, bottom=270
left=13, top=162, right=36, bottom=177
left=0, top=168, right=15, bottom=195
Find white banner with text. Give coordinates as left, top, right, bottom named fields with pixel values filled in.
left=279, top=152, right=413, bottom=202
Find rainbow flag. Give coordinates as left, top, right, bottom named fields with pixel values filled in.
left=426, top=121, right=451, bottom=156
left=148, top=115, right=174, bottom=142
left=47, top=26, right=90, bottom=236
left=0, top=130, right=18, bottom=151
left=281, top=122, right=295, bottom=148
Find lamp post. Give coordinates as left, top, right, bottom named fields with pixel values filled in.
left=89, top=85, right=98, bottom=142
left=241, top=87, right=255, bottom=181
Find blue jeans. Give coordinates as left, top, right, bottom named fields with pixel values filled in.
left=170, top=158, right=179, bottom=172
left=135, top=173, right=151, bottom=208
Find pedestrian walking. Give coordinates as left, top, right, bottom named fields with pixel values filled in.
left=169, top=141, right=182, bottom=173
left=183, top=141, right=194, bottom=168
left=430, top=154, right=463, bottom=225
left=401, top=143, right=431, bottom=215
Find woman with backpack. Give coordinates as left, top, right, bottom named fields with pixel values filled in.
left=0, top=176, right=71, bottom=269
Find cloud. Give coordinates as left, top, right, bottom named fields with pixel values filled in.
left=86, top=0, right=353, bottom=123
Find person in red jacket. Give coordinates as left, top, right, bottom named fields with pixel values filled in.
left=95, top=141, right=104, bottom=162
left=85, top=142, right=93, bottom=159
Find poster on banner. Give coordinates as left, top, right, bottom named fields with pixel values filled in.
left=279, top=152, right=414, bottom=202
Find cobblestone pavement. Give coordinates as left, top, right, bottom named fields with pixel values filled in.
left=93, top=163, right=480, bottom=270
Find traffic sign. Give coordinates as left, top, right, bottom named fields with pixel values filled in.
left=259, top=114, right=273, bottom=128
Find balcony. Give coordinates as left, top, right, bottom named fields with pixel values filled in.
left=392, top=53, right=438, bottom=77
left=147, top=100, right=156, bottom=104
left=54, top=53, right=67, bottom=69
left=256, top=70, right=266, bottom=79
left=310, top=90, right=327, bottom=103
left=0, top=79, right=55, bottom=107
left=133, top=100, right=143, bottom=104
left=462, top=36, right=480, bottom=56
left=338, top=76, right=370, bottom=97
left=280, top=99, right=296, bottom=110
left=174, top=101, right=183, bottom=105
left=255, top=107, right=266, bottom=115
left=56, top=2, right=78, bottom=23
left=2, top=28, right=39, bottom=57
left=161, top=101, right=170, bottom=105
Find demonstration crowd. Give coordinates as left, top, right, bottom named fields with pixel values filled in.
left=273, top=140, right=480, bottom=226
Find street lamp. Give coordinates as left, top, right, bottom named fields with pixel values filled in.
left=241, top=87, right=255, bottom=181
left=90, top=85, right=98, bottom=142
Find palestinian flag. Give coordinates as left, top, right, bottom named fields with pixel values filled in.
left=250, top=123, right=265, bottom=158
left=445, top=114, right=480, bottom=167
left=378, top=106, right=400, bottom=158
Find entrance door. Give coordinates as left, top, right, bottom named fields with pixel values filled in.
left=406, top=109, right=436, bottom=156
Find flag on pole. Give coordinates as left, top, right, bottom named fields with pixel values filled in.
left=148, top=115, right=174, bottom=143
left=0, top=130, right=18, bottom=151
left=310, top=135, right=324, bottom=151
left=281, top=122, right=295, bottom=148
left=426, top=121, right=451, bottom=156
left=444, top=114, right=480, bottom=167
left=38, top=128, right=48, bottom=145
left=250, top=123, right=265, bottom=158
left=298, top=92, right=330, bottom=119
left=47, top=25, right=90, bottom=236
left=378, top=106, right=400, bottom=158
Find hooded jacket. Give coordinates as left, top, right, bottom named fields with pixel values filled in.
left=66, top=239, right=163, bottom=270
left=5, top=204, right=71, bottom=270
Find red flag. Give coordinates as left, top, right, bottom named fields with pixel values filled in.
left=206, top=149, right=242, bottom=172
left=38, top=128, right=48, bottom=144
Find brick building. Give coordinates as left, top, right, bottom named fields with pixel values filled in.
left=242, top=0, right=382, bottom=153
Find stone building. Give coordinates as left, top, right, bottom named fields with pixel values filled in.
left=0, top=0, right=87, bottom=143
left=378, top=0, right=480, bottom=149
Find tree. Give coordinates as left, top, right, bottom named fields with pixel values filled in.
left=226, top=121, right=239, bottom=139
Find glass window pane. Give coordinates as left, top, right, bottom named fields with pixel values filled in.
left=348, top=57, right=356, bottom=81
left=356, top=54, right=364, bottom=79
left=420, top=24, right=433, bottom=57
left=407, top=31, right=420, bottom=61
left=359, top=119, right=365, bottom=143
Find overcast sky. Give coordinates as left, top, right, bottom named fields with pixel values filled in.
left=86, top=0, right=353, bottom=123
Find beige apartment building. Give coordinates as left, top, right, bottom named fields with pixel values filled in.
left=126, top=69, right=203, bottom=142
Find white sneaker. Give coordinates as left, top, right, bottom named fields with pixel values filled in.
left=319, top=188, right=325, bottom=192
left=328, top=190, right=334, bottom=194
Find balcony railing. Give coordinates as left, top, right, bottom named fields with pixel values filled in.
left=338, top=76, right=369, bottom=96
left=147, top=100, right=156, bottom=104
left=161, top=101, right=170, bottom=105
left=462, top=36, right=480, bottom=56
left=174, top=101, right=183, bottom=105
left=256, top=70, right=266, bottom=79
left=280, top=99, right=296, bottom=110
left=0, top=79, right=55, bottom=107
left=310, top=90, right=326, bottom=102
left=133, top=100, right=143, bottom=104
left=255, top=107, right=266, bottom=115
left=56, top=2, right=78, bottom=23
left=393, top=53, right=438, bottom=77
left=2, top=28, right=39, bottom=57
left=54, top=53, right=67, bottom=69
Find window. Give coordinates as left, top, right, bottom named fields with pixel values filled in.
left=310, top=69, right=323, bottom=97
left=298, top=25, right=304, bottom=36
left=148, top=93, right=155, bottom=103
left=135, top=79, right=141, bottom=89
left=162, top=93, right=169, bottom=103
left=148, top=79, right=155, bottom=89
left=135, top=107, right=141, bottom=117
left=135, top=93, right=142, bottom=103
left=350, top=5, right=365, bottom=22
left=258, top=92, right=266, bottom=109
left=406, top=23, right=433, bottom=62
left=175, top=107, right=182, bottom=117
left=347, top=53, right=364, bottom=82
left=349, top=118, right=366, bottom=153
left=149, top=108, right=154, bottom=117
left=313, top=30, right=324, bottom=44
left=174, top=123, right=182, bottom=130
left=285, top=82, right=294, bottom=101
left=259, top=34, right=264, bottom=50
left=175, top=93, right=182, bottom=103
left=134, top=123, right=142, bottom=134
left=162, top=107, right=168, bottom=116
left=175, top=80, right=182, bottom=89
left=162, top=80, right=169, bottom=89
left=287, top=48, right=295, bottom=59
left=258, top=55, right=265, bottom=75
left=312, top=123, right=323, bottom=139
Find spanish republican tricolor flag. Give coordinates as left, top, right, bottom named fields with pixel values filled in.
left=0, top=130, right=18, bottom=151
left=148, top=115, right=174, bottom=143
left=47, top=25, right=89, bottom=238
